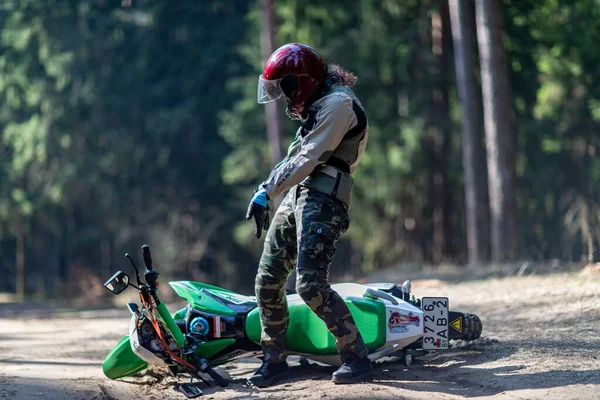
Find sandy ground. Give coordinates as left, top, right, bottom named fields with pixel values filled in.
left=1, top=268, right=599, bottom=400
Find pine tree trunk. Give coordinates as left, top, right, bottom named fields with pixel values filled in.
left=475, top=0, right=518, bottom=262
left=581, top=200, right=594, bottom=263
left=59, top=211, right=72, bottom=298
left=431, top=2, right=454, bottom=263
left=35, top=228, right=45, bottom=299
left=16, top=232, right=25, bottom=301
left=449, top=0, right=491, bottom=264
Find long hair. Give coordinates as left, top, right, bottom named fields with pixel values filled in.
left=327, top=63, right=358, bottom=87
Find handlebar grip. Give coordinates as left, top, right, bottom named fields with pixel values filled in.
left=141, top=245, right=152, bottom=270
left=206, top=367, right=229, bottom=387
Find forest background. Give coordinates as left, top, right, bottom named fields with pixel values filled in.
left=1, top=0, right=598, bottom=301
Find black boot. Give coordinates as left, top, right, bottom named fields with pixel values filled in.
left=247, top=361, right=290, bottom=387
left=331, top=357, right=373, bottom=384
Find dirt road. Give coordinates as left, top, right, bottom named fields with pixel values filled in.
left=1, top=270, right=599, bottom=400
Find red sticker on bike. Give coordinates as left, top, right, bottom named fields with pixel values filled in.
left=388, top=311, right=420, bottom=333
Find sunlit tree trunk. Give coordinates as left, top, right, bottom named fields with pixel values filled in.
left=475, top=0, right=518, bottom=261
left=449, top=0, right=490, bottom=264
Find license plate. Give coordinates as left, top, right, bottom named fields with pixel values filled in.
left=422, top=297, right=449, bottom=350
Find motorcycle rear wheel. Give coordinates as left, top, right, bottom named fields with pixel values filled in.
left=461, top=313, right=482, bottom=341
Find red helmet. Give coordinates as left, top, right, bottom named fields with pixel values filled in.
left=258, top=43, right=327, bottom=120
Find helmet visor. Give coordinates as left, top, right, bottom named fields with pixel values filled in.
left=257, top=75, right=284, bottom=104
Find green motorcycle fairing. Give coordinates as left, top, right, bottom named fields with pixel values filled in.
left=245, top=294, right=387, bottom=354
left=102, top=334, right=237, bottom=380
left=102, top=335, right=148, bottom=380
left=169, top=281, right=257, bottom=316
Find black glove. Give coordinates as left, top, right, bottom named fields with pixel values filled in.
left=245, top=189, right=270, bottom=239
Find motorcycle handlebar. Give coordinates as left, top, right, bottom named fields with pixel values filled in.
left=142, top=245, right=153, bottom=270
left=141, top=245, right=159, bottom=290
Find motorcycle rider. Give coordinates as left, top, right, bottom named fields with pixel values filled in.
left=246, top=43, right=371, bottom=386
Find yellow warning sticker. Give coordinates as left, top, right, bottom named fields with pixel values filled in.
left=450, top=316, right=462, bottom=333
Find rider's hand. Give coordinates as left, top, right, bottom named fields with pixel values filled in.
left=245, top=189, right=270, bottom=239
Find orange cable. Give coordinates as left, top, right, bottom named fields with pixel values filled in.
left=139, top=292, right=197, bottom=370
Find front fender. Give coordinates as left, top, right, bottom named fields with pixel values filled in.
left=102, top=335, right=148, bottom=380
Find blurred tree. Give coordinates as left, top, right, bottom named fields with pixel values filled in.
left=516, top=0, right=600, bottom=262
left=449, top=0, right=490, bottom=264
left=0, top=0, right=78, bottom=298
left=430, top=0, right=454, bottom=263
left=476, top=0, right=518, bottom=262
left=260, top=0, right=286, bottom=178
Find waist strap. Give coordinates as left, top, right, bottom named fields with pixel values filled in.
left=301, top=170, right=354, bottom=207
left=324, top=156, right=350, bottom=174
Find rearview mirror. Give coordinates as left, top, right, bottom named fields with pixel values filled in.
left=104, top=271, right=130, bottom=295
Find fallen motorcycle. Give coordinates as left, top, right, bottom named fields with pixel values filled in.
left=102, top=245, right=482, bottom=397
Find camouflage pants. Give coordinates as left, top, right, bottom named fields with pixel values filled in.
left=255, top=186, right=369, bottom=364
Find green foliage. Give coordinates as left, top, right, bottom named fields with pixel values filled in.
left=1, top=0, right=600, bottom=299
left=504, top=0, right=600, bottom=259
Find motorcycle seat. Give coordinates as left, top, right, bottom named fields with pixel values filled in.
left=363, top=282, right=398, bottom=293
